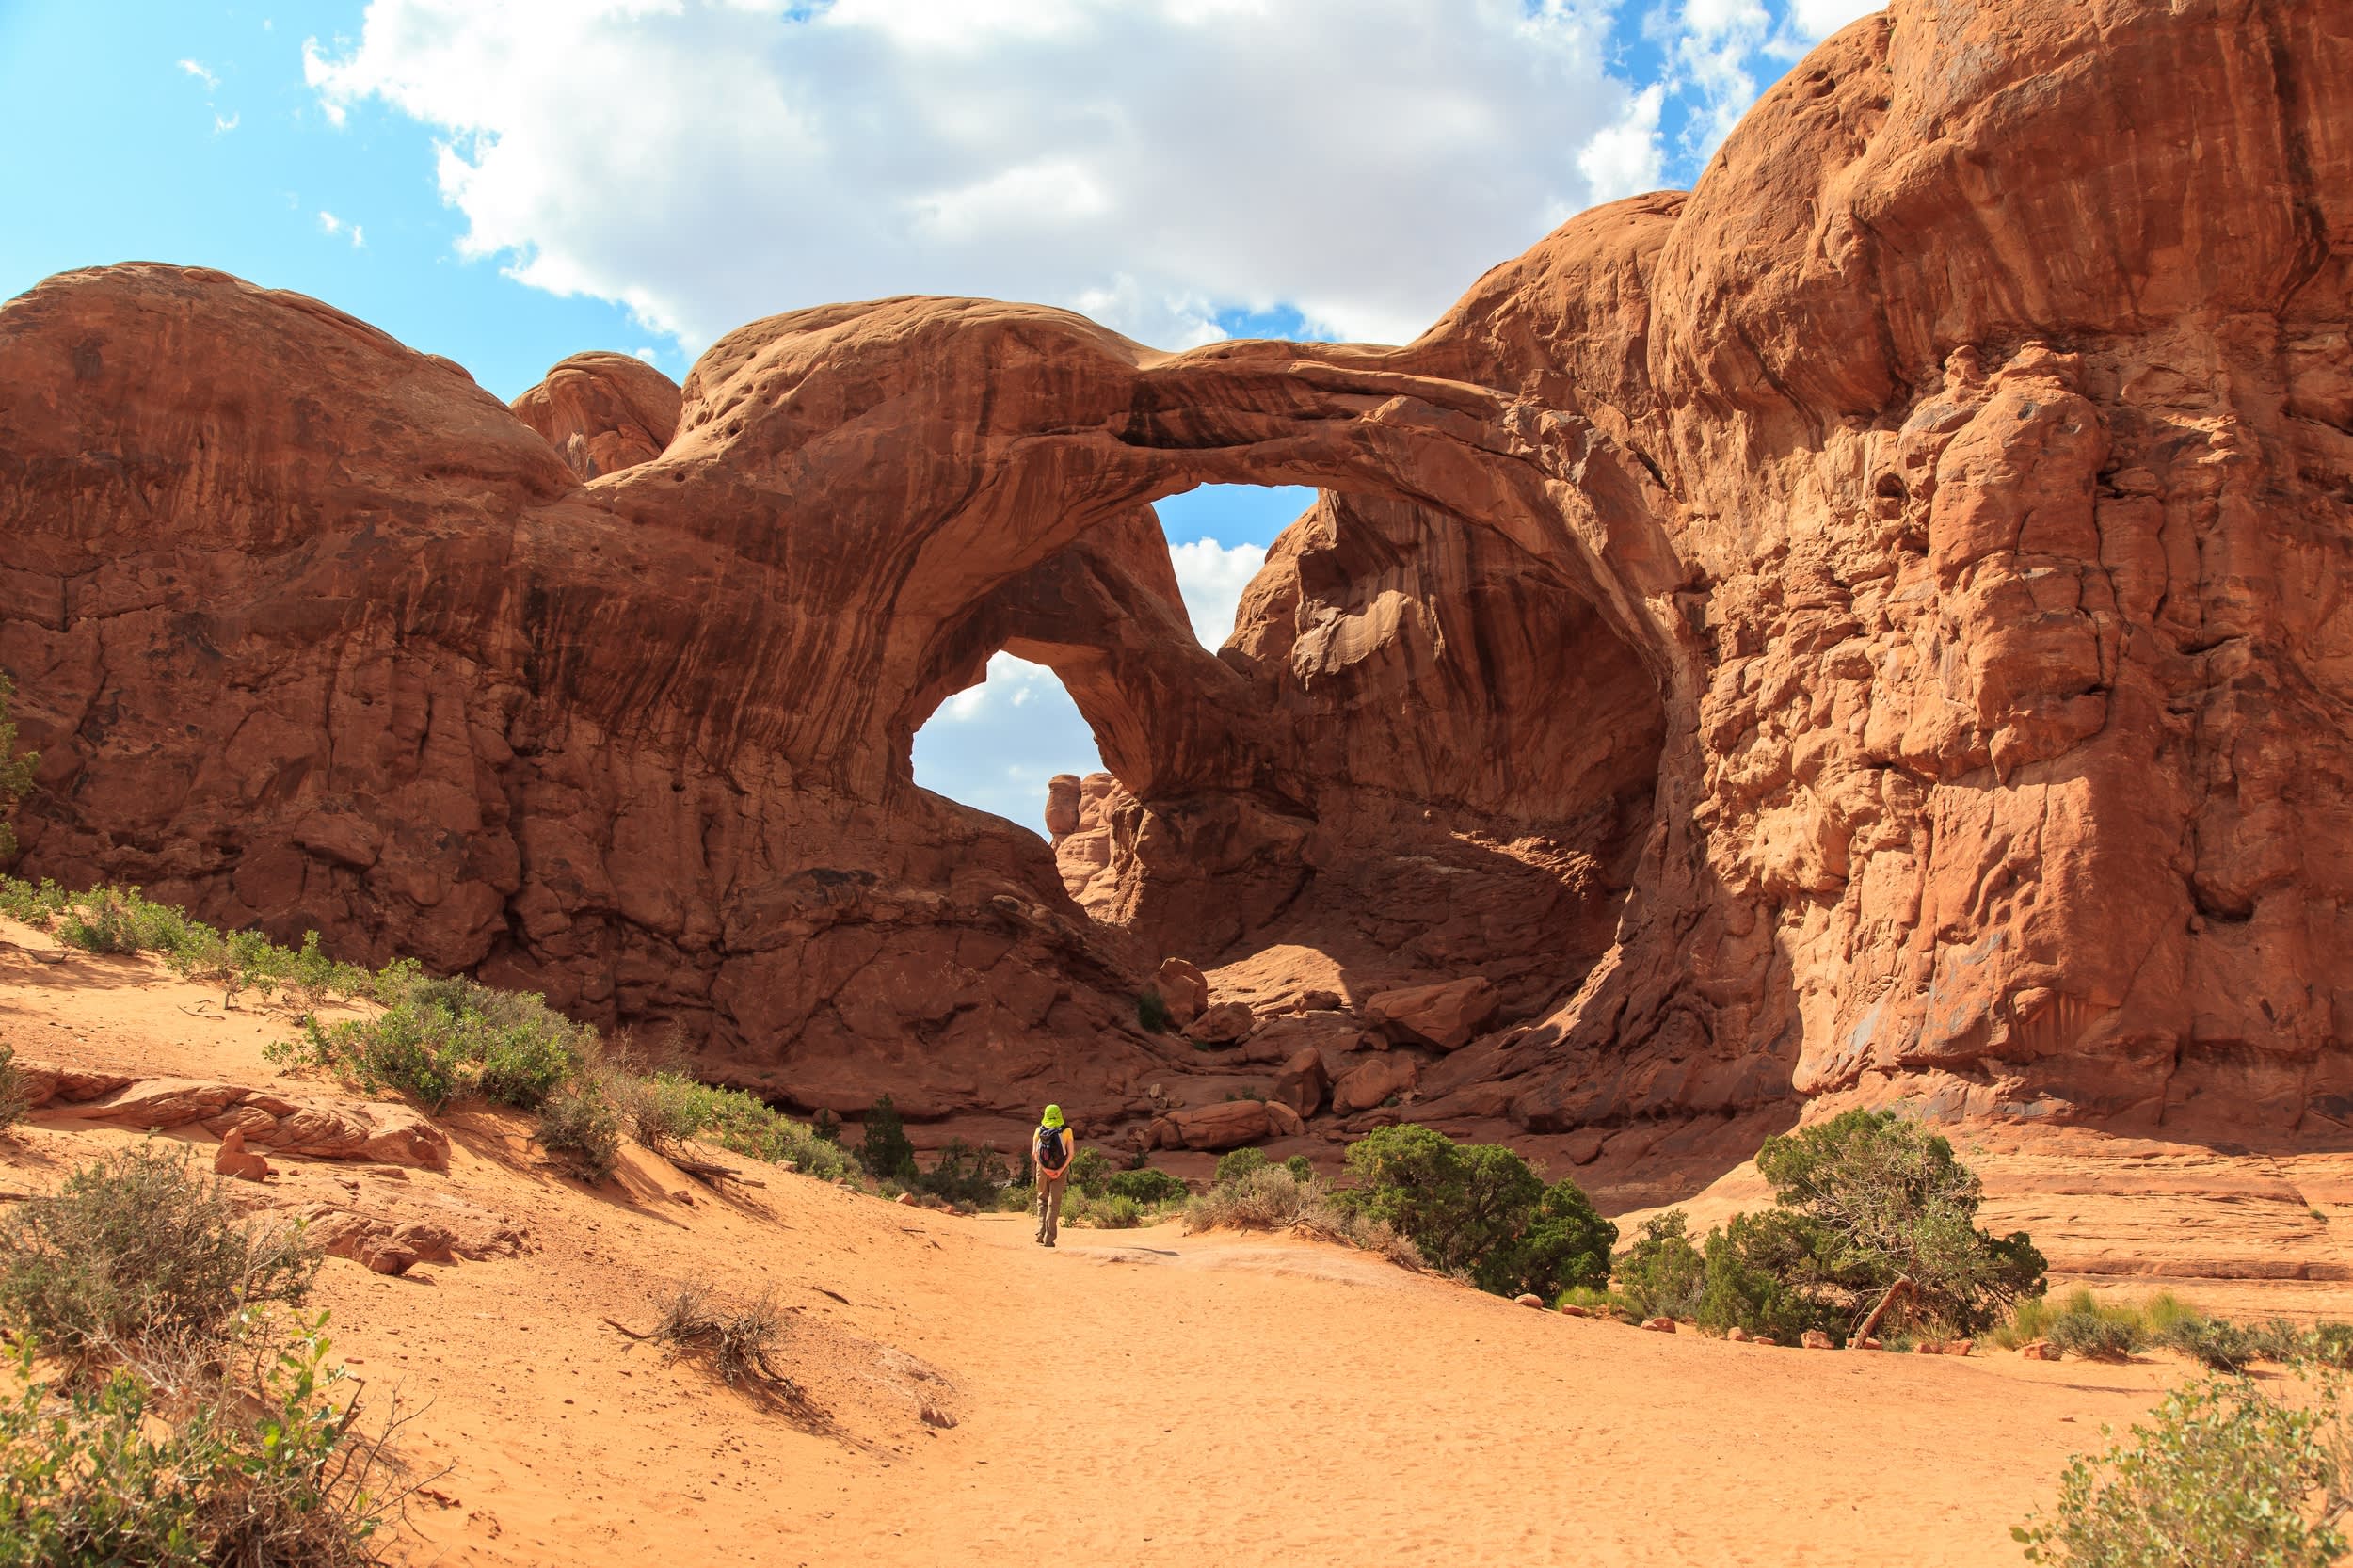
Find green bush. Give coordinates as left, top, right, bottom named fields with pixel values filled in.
left=1214, top=1146, right=1270, bottom=1185
left=1063, top=1192, right=1145, bottom=1229
left=1343, top=1125, right=1616, bottom=1299
left=915, top=1140, right=1011, bottom=1208
left=269, top=974, right=589, bottom=1112
left=56, top=890, right=142, bottom=954
left=1137, top=990, right=1172, bottom=1033
left=0, top=1042, right=27, bottom=1134
left=1755, top=1108, right=2045, bottom=1334
left=0, top=1142, right=318, bottom=1376
left=1284, top=1154, right=1316, bottom=1183
left=0, top=875, right=72, bottom=926
left=2047, top=1301, right=2147, bottom=1363
left=0, top=1315, right=410, bottom=1568
left=2015, top=1371, right=2353, bottom=1567
left=0, top=674, right=37, bottom=864
left=1612, top=1210, right=1706, bottom=1321
left=1067, top=1145, right=1114, bottom=1197
left=617, top=1071, right=849, bottom=1181
left=1693, top=1210, right=1846, bottom=1342
left=856, top=1094, right=917, bottom=1183
left=535, top=1077, right=624, bottom=1180
left=1105, top=1168, right=1188, bottom=1205
left=2164, top=1316, right=2259, bottom=1373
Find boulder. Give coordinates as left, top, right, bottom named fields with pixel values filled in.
left=213, top=1127, right=271, bottom=1182
left=1641, top=1317, right=1676, bottom=1334
left=1152, top=1100, right=1276, bottom=1152
left=1270, top=1048, right=1332, bottom=1118
left=1185, top=1000, right=1255, bottom=1048
left=1559, top=1304, right=1593, bottom=1319
left=1263, top=1100, right=1305, bottom=1138
left=1330, top=1055, right=1419, bottom=1116
left=1801, top=1330, right=1835, bottom=1351
left=1515, top=1293, right=1545, bottom=1309
left=1295, top=989, right=1343, bottom=1013
left=1725, top=1325, right=1749, bottom=1343
left=1362, top=977, right=1500, bottom=1051
left=2020, top=1339, right=2058, bottom=1361
left=1147, top=958, right=1209, bottom=1030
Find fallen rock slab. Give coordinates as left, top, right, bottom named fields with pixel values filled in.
left=20, top=1061, right=451, bottom=1170
left=1362, top=977, right=1498, bottom=1051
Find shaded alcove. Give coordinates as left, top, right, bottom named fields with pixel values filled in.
left=894, top=477, right=1671, bottom=1031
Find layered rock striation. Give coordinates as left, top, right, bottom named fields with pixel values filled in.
left=3, top=0, right=2348, bottom=1148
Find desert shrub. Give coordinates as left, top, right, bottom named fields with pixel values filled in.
left=996, top=1181, right=1036, bottom=1214
left=1187, top=1164, right=1319, bottom=1231
left=2015, top=1370, right=2353, bottom=1567
left=56, top=890, right=142, bottom=954
left=2164, top=1316, right=2260, bottom=1373
left=1755, top=1108, right=2045, bottom=1334
left=2251, top=1318, right=2311, bottom=1364
left=0, top=1042, right=26, bottom=1134
left=1284, top=1154, right=1316, bottom=1183
left=2306, top=1322, right=2353, bottom=1370
left=651, top=1279, right=789, bottom=1387
left=0, top=1314, right=416, bottom=1568
left=856, top=1094, right=917, bottom=1183
left=0, top=1142, right=317, bottom=1375
left=1181, top=1162, right=1426, bottom=1272
left=1342, top=1124, right=1615, bottom=1299
left=0, top=875, right=72, bottom=926
left=535, top=1076, right=624, bottom=1180
left=284, top=930, right=372, bottom=1012
left=1612, top=1210, right=1707, bottom=1321
left=1062, top=1192, right=1145, bottom=1229
left=1066, top=1145, right=1114, bottom=1197
left=0, top=674, right=36, bottom=864
left=916, top=1140, right=1010, bottom=1208
left=1214, top=1146, right=1270, bottom=1186
left=616, top=1071, right=849, bottom=1180
left=2046, top=1300, right=2147, bottom=1362
left=1137, top=990, right=1172, bottom=1033
left=812, top=1108, right=841, bottom=1144
left=273, top=975, right=589, bottom=1112
left=1105, top=1167, right=1188, bottom=1205
left=1693, top=1210, right=1846, bottom=1342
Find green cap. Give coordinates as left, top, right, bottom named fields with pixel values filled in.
left=1042, top=1104, right=1064, bottom=1128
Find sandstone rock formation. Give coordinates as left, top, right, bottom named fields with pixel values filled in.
left=17, top=1064, right=451, bottom=1169
left=3, top=0, right=2349, bottom=1156
left=510, top=350, right=682, bottom=481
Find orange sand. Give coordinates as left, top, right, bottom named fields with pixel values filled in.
left=0, top=925, right=2307, bottom=1567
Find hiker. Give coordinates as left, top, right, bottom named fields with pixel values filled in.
left=1032, top=1104, right=1073, bottom=1247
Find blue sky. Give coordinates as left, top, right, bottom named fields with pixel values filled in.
left=0, top=0, right=1881, bottom=833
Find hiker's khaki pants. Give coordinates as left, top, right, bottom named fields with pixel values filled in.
left=1036, top=1173, right=1065, bottom=1243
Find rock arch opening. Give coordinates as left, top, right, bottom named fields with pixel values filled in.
left=900, top=469, right=1671, bottom=1040
left=906, top=484, right=1316, bottom=834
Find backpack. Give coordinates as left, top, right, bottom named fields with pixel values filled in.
left=1036, top=1124, right=1068, bottom=1174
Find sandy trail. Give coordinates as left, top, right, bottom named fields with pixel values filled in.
left=0, top=930, right=2262, bottom=1565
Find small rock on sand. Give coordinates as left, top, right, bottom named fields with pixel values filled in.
left=1641, top=1317, right=1676, bottom=1334
left=1515, top=1293, right=1544, bottom=1309
left=1801, top=1330, right=1834, bottom=1350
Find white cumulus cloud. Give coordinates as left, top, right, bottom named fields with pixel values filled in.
left=1167, top=536, right=1268, bottom=650
left=1653, top=0, right=1886, bottom=166
left=176, top=58, right=219, bottom=90
left=304, top=0, right=1660, bottom=352
left=317, top=211, right=364, bottom=248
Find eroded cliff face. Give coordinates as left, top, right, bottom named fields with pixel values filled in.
left=3, top=0, right=2348, bottom=1149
